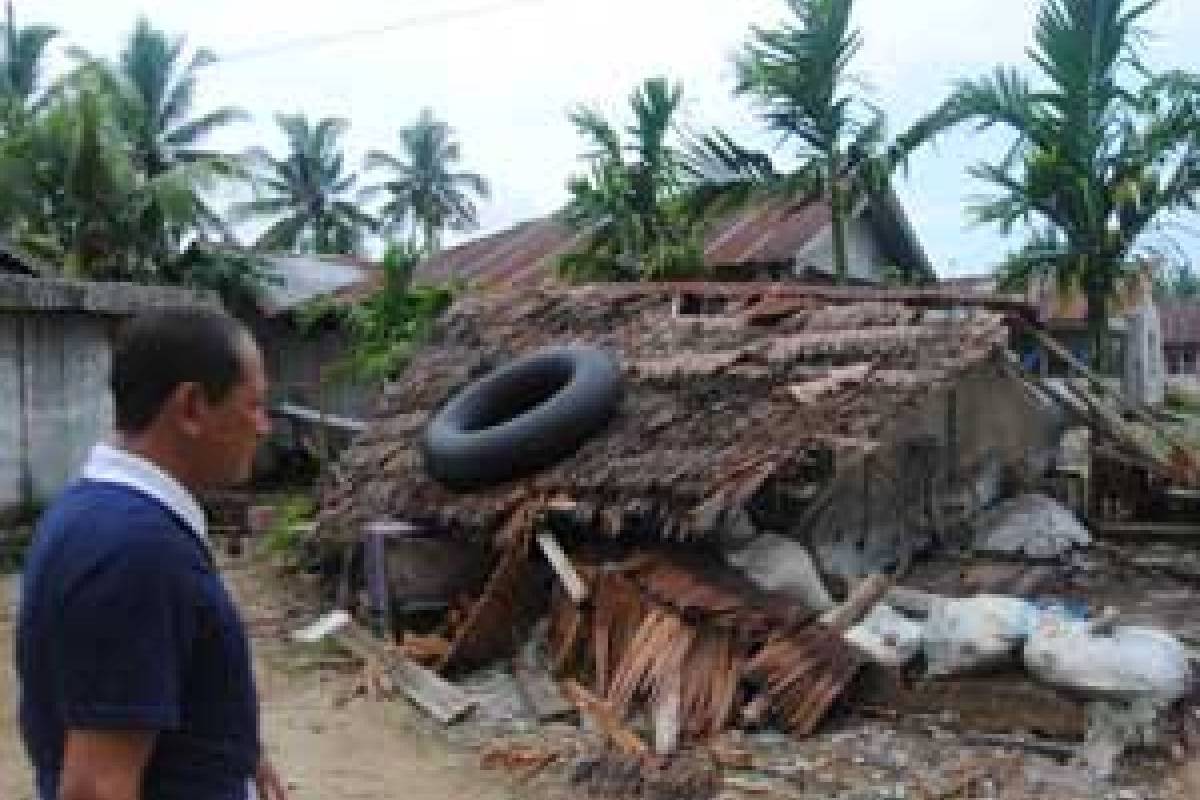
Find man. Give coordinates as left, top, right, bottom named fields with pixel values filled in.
left=16, top=307, right=287, bottom=800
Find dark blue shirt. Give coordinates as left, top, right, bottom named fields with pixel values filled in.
left=16, top=480, right=259, bottom=800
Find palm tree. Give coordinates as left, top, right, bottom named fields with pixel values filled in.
left=68, top=17, right=246, bottom=244
left=89, top=18, right=245, bottom=177
left=363, top=108, right=489, bottom=255
left=237, top=113, right=376, bottom=254
left=734, top=0, right=901, bottom=285
left=3, top=79, right=207, bottom=280
left=559, top=77, right=707, bottom=281
left=0, top=1, right=58, bottom=124
left=921, top=0, right=1200, bottom=368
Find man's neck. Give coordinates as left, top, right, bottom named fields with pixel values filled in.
left=115, top=432, right=205, bottom=494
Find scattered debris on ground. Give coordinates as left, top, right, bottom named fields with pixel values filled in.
left=283, top=284, right=1200, bottom=799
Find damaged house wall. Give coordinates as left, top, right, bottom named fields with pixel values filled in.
left=812, top=359, right=1066, bottom=579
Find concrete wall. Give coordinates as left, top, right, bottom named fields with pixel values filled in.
left=810, top=358, right=1066, bottom=579
left=0, top=311, right=115, bottom=515
left=0, top=274, right=215, bottom=517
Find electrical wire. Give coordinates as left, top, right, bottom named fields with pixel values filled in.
left=214, top=0, right=550, bottom=64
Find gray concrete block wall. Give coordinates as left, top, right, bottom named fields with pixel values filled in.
left=23, top=313, right=113, bottom=503
left=0, top=314, right=23, bottom=511
left=0, top=311, right=115, bottom=515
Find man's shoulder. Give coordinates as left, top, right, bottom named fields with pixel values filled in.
left=32, top=480, right=204, bottom=573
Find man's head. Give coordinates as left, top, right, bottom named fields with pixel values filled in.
left=111, top=307, right=270, bottom=489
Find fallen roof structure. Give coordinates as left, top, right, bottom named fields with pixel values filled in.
left=315, top=283, right=1039, bottom=552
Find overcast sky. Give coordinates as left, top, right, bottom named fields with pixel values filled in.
left=26, top=0, right=1200, bottom=277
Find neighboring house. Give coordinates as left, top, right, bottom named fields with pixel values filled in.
left=0, top=268, right=216, bottom=518
left=241, top=253, right=385, bottom=420
left=415, top=190, right=934, bottom=289
left=945, top=270, right=1166, bottom=405
left=1160, top=301, right=1200, bottom=376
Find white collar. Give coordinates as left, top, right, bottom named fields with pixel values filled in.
left=80, top=442, right=209, bottom=550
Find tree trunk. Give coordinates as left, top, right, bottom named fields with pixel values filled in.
left=828, top=152, right=848, bottom=285
left=1085, top=282, right=1112, bottom=374
left=423, top=218, right=438, bottom=256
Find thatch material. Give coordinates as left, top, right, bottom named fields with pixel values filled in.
left=315, top=283, right=1013, bottom=544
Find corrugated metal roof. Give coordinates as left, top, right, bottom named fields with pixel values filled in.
left=257, top=254, right=384, bottom=315
left=1161, top=301, right=1200, bottom=346
left=704, top=197, right=831, bottom=268
left=415, top=197, right=844, bottom=289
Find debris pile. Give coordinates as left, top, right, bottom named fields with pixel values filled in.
left=301, top=283, right=1200, bottom=798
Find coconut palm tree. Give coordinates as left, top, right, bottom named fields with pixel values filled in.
left=67, top=17, right=246, bottom=244
left=920, top=0, right=1200, bottom=368
left=0, top=1, right=58, bottom=125
left=3, top=79, right=209, bottom=280
left=237, top=113, right=376, bottom=254
left=362, top=108, right=489, bottom=255
left=559, top=76, right=708, bottom=281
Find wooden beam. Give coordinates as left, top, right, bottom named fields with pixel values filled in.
left=653, top=668, right=681, bottom=757
left=332, top=618, right=476, bottom=725
left=1097, top=522, right=1200, bottom=539
left=536, top=532, right=589, bottom=604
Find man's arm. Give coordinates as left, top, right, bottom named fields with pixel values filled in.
left=59, top=730, right=156, bottom=800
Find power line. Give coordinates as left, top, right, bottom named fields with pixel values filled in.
left=215, top=0, right=549, bottom=64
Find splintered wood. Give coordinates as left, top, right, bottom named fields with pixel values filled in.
left=439, top=508, right=537, bottom=672
left=544, top=553, right=883, bottom=751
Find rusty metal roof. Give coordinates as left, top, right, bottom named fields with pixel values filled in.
left=1161, top=301, right=1200, bottom=346
left=414, top=194, right=928, bottom=289
left=316, top=283, right=1015, bottom=545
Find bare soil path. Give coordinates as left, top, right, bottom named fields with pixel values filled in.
left=1, top=553, right=526, bottom=800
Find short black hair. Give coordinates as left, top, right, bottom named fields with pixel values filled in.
left=111, top=307, right=252, bottom=433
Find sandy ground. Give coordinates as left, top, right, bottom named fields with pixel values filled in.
left=1, top=553, right=526, bottom=800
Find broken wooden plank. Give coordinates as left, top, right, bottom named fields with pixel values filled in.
left=512, top=639, right=574, bottom=723
left=536, top=531, right=588, bottom=604
left=853, top=667, right=1089, bottom=740
left=1097, top=522, right=1200, bottom=539
left=562, top=679, right=650, bottom=758
left=653, top=667, right=681, bottom=756
left=332, top=618, right=476, bottom=725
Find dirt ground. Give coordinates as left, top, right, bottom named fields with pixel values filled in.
left=1, top=553, right=528, bottom=800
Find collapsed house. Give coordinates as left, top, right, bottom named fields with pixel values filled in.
left=311, top=283, right=1095, bottom=740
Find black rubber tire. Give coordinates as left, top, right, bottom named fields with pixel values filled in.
left=422, top=344, right=622, bottom=490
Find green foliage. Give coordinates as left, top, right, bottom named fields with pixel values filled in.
left=236, top=113, right=376, bottom=255
left=1165, top=383, right=1200, bottom=417
left=363, top=108, right=490, bottom=256
left=302, top=242, right=455, bottom=382
left=0, top=12, right=249, bottom=301
left=559, top=76, right=711, bottom=282
left=162, top=244, right=281, bottom=309
left=1154, top=261, right=1200, bottom=300
left=920, top=0, right=1200, bottom=367
left=261, top=494, right=315, bottom=558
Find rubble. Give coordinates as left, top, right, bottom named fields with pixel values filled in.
left=972, top=493, right=1092, bottom=558
left=298, top=282, right=1200, bottom=798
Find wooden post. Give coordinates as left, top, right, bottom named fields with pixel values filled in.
left=653, top=668, right=681, bottom=756
left=363, top=529, right=390, bottom=638
left=536, top=532, right=588, bottom=604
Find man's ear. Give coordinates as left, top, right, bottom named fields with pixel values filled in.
left=169, top=382, right=208, bottom=437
